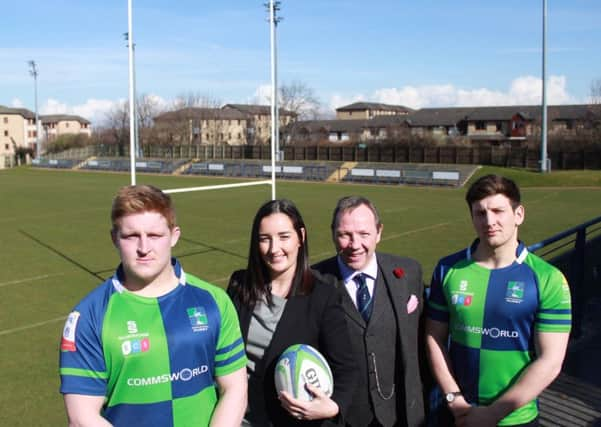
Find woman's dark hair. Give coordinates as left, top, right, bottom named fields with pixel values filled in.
left=239, top=199, right=313, bottom=306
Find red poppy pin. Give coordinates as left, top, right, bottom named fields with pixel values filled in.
left=393, top=267, right=405, bottom=278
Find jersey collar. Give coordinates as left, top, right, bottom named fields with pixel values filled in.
left=111, top=257, right=186, bottom=293
left=467, top=239, right=528, bottom=265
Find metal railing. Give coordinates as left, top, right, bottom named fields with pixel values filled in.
left=528, top=215, right=601, bottom=338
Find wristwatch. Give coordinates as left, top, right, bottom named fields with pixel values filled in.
left=445, top=391, right=462, bottom=404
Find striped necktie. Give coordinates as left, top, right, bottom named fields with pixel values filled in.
left=354, top=273, right=372, bottom=322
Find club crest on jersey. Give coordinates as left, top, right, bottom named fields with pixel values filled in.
left=505, top=281, right=525, bottom=303
left=187, top=306, right=208, bottom=332
left=61, top=311, right=80, bottom=352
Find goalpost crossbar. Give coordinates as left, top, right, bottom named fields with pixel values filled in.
left=163, top=179, right=272, bottom=195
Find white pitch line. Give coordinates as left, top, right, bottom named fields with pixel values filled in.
left=382, top=222, right=451, bottom=241
left=0, top=273, right=62, bottom=288
left=0, top=316, right=66, bottom=337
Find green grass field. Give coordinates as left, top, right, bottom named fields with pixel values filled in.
left=1, top=166, right=600, bottom=426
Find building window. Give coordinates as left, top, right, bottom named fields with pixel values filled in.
left=228, top=133, right=231, bottom=139
left=475, top=121, right=486, bottom=130
left=3, top=130, right=8, bottom=137
left=5, top=144, right=8, bottom=150
left=496, top=122, right=502, bottom=131
left=3, top=117, right=7, bottom=124
left=238, top=133, right=241, bottom=139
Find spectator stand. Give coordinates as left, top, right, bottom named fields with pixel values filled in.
left=32, top=158, right=82, bottom=169
left=340, top=163, right=477, bottom=186
left=185, top=160, right=335, bottom=182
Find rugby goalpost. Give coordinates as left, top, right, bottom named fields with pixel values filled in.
left=126, top=0, right=279, bottom=200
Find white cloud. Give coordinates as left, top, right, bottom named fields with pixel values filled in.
left=252, top=84, right=273, bottom=104
left=10, top=98, right=24, bottom=108
left=330, top=75, right=579, bottom=111
left=37, top=94, right=170, bottom=126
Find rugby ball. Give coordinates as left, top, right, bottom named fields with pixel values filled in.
left=274, top=344, right=333, bottom=401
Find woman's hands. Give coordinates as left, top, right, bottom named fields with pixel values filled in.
left=279, top=383, right=339, bottom=421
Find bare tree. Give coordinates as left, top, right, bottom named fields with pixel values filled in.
left=279, top=80, right=323, bottom=120
left=136, top=93, right=164, bottom=145
left=590, top=79, right=601, bottom=135
left=171, top=91, right=222, bottom=110
left=101, top=100, right=130, bottom=154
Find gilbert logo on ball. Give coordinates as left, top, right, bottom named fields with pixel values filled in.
left=274, top=344, right=333, bottom=401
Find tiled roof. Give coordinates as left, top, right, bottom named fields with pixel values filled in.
left=155, top=107, right=249, bottom=121
left=222, top=104, right=296, bottom=116
left=41, top=114, right=91, bottom=124
left=336, top=102, right=414, bottom=113
left=0, top=106, right=35, bottom=119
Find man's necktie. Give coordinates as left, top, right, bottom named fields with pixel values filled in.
left=354, top=273, right=372, bottom=322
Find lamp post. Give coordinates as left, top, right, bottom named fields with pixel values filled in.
left=266, top=0, right=282, bottom=200
left=540, top=0, right=549, bottom=172
left=127, top=0, right=136, bottom=184
left=28, top=60, right=41, bottom=158
left=124, top=31, right=141, bottom=160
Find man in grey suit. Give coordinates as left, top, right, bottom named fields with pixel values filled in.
left=313, top=196, right=426, bottom=427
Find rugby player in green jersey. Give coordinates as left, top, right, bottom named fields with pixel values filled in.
left=426, top=175, right=571, bottom=427
left=60, top=185, right=247, bottom=427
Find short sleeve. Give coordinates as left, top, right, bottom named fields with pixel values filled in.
left=427, top=261, right=450, bottom=322
left=213, top=289, right=247, bottom=377
left=535, top=266, right=572, bottom=333
left=59, top=303, right=108, bottom=396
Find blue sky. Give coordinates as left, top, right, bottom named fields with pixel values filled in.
left=2, top=1, right=600, bottom=125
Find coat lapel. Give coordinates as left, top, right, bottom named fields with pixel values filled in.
left=377, top=257, right=409, bottom=326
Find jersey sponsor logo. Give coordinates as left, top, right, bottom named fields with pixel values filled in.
left=187, top=306, right=208, bottom=332
left=127, top=320, right=138, bottom=334
left=454, top=323, right=519, bottom=339
left=451, top=293, right=473, bottom=306
left=61, top=311, right=80, bottom=352
left=505, top=281, right=525, bottom=304
left=126, top=364, right=209, bottom=387
left=459, top=280, right=468, bottom=291
left=121, top=337, right=151, bottom=356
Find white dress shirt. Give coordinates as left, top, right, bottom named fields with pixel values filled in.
left=337, top=254, right=378, bottom=309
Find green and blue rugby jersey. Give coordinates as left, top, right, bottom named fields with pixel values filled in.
left=428, top=241, right=571, bottom=426
left=59, top=258, right=247, bottom=427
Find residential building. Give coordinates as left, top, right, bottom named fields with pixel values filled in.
left=153, top=108, right=251, bottom=145
left=0, top=106, right=38, bottom=168
left=153, top=104, right=297, bottom=146
left=335, top=102, right=414, bottom=120
left=222, top=104, right=296, bottom=144
left=288, top=103, right=596, bottom=146
left=42, top=114, right=91, bottom=141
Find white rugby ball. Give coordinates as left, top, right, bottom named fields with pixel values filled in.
left=274, top=344, right=334, bottom=401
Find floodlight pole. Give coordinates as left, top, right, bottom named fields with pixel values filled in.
left=540, top=0, right=548, bottom=172
left=124, top=32, right=141, bottom=160
left=127, top=0, right=136, bottom=185
left=267, top=0, right=282, bottom=200
left=28, top=60, right=41, bottom=159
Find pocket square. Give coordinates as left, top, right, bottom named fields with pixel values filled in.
left=407, top=294, right=419, bottom=314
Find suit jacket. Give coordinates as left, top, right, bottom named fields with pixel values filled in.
left=227, top=269, right=357, bottom=427
left=312, top=253, right=426, bottom=427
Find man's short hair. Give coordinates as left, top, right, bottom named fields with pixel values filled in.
left=111, top=185, right=176, bottom=231
left=330, top=196, right=381, bottom=235
left=465, top=174, right=521, bottom=211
